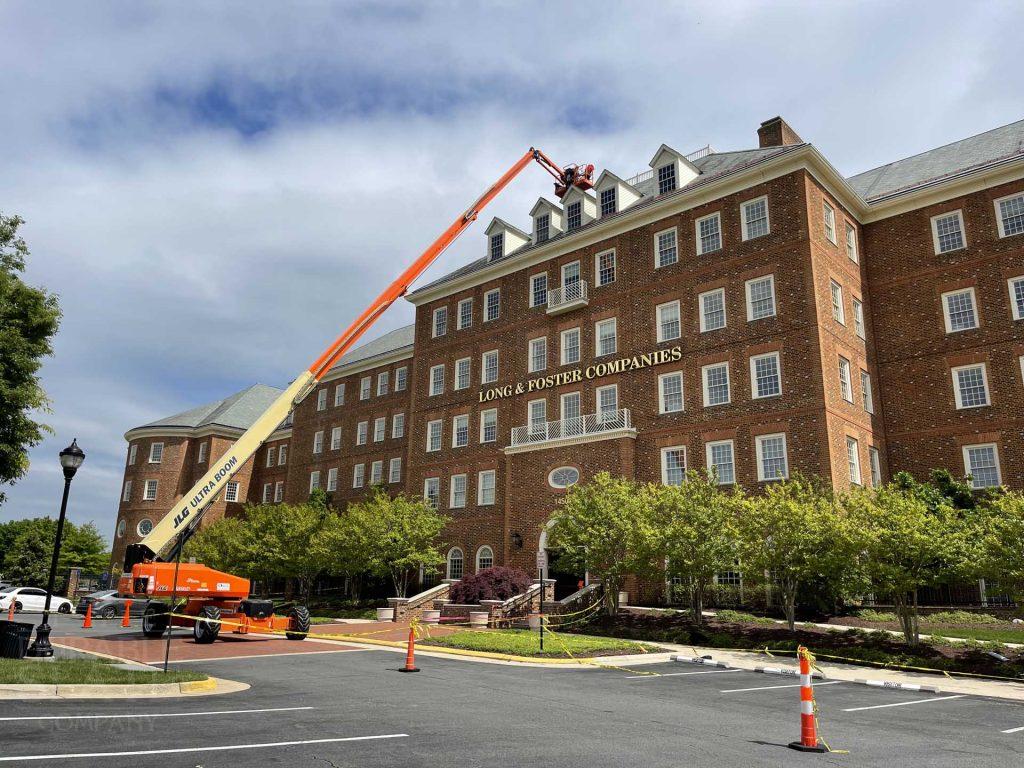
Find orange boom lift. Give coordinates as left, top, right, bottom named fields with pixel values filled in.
left=120, top=148, right=594, bottom=643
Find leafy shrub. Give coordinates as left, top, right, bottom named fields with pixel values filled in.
left=714, top=609, right=778, bottom=626
left=855, top=609, right=898, bottom=623
left=925, top=610, right=1003, bottom=626
left=449, top=567, right=532, bottom=604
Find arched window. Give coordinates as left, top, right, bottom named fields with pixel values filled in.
left=136, top=518, right=153, bottom=537
left=116, top=519, right=126, bottom=538
left=447, top=548, right=464, bottom=580
left=476, top=546, right=494, bottom=572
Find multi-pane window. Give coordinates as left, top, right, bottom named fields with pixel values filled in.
left=143, top=479, right=158, bottom=501
left=197, top=442, right=207, bottom=463
left=149, top=442, right=163, bottom=463
left=700, top=288, right=726, bottom=332
left=489, top=232, right=504, bottom=260
left=452, top=415, right=469, bottom=448
left=659, top=371, right=684, bottom=413
left=389, top=457, right=402, bottom=484
left=830, top=280, right=845, bottom=324
left=561, top=328, right=581, bottom=365
left=484, top=289, right=501, bottom=321
left=327, top=467, right=338, bottom=492
left=447, top=548, right=464, bottom=579
left=702, top=363, right=730, bottom=406
left=838, top=357, right=853, bottom=403
left=274, top=481, right=284, bottom=502
left=370, top=461, right=383, bottom=486
left=529, top=337, right=548, bottom=373
left=482, top=350, right=499, bottom=383
left=861, top=370, right=874, bottom=413
left=1010, top=276, right=1024, bottom=320
left=931, top=210, right=966, bottom=253
left=561, top=261, right=580, bottom=291
left=596, top=250, right=616, bottom=286
left=853, top=298, right=865, bottom=339
left=599, top=187, right=617, bottom=217
left=952, top=364, right=989, bottom=409
left=942, top=288, right=978, bottom=333
left=746, top=275, right=776, bottom=321
left=823, top=202, right=837, bottom=243
left=356, top=421, right=368, bottom=445
left=963, top=444, right=1001, bottom=488
left=128, top=443, right=138, bottom=465
left=224, top=481, right=240, bottom=502
left=424, top=477, right=440, bottom=508
left=846, top=437, right=862, bottom=486
left=656, top=301, right=681, bottom=342
left=308, top=472, right=320, bottom=493
left=377, top=371, right=389, bottom=396
left=477, top=546, right=494, bottom=572
left=596, top=318, right=617, bottom=356
left=995, top=193, right=1024, bottom=238
left=266, top=446, right=276, bottom=467
left=705, top=440, right=735, bottom=485
left=313, top=430, right=324, bottom=454
left=756, top=433, right=789, bottom=481
left=869, top=447, right=882, bottom=489
left=331, top=427, right=342, bottom=450
left=535, top=213, right=550, bottom=243
left=426, top=420, right=443, bottom=452
left=750, top=352, right=781, bottom=398
left=373, top=417, right=386, bottom=443
left=657, top=164, right=677, bottom=195
left=561, top=392, right=581, bottom=422
left=528, top=399, right=547, bottom=434
left=530, top=273, right=548, bottom=307
left=455, top=357, right=471, bottom=390
left=395, top=366, right=408, bottom=391
left=845, top=222, right=858, bottom=263
left=478, top=470, right=496, bottom=505
left=656, top=228, right=678, bottom=267
left=741, top=196, right=769, bottom=240
left=360, top=376, right=371, bottom=400
left=334, top=383, right=345, bottom=406
left=661, top=446, right=687, bottom=485
left=317, top=389, right=328, bottom=411
left=566, top=201, right=582, bottom=231
left=392, top=412, right=405, bottom=438
left=262, top=483, right=272, bottom=503
left=696, top=212, right=722, bottom=255
left=433, top=307, right=448, bottom=338
left=450, top=474, right=467, bottom=508
left=458, top=298, right=473, bottom=329
left=122, top=480, right=132, bottom=502
left=480, top=409, right=498, bottom=443
left=278, top=445, right=287, bottom=465
left=353, top=464, right=365, bottom=488
left=429, top=364, right=445, bottom=395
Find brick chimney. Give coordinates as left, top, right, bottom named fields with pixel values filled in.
left=757, top=116, right=803, bottom=148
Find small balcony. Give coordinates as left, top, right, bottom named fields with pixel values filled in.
left=506, top=409, right=636, bottom=454
left=546, top=280, right=588, bottom=315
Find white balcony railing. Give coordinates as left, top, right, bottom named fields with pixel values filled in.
left=546, top=280, right=588, bottom=314
left=509, top=408, right=633, bottom=449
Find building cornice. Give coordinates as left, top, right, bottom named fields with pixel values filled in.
left=124, top=425, right=293, bottom=443
left=318, top=345, right=415, bottom=384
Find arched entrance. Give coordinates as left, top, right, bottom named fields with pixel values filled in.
left=538, top=522, right=587, bottom=600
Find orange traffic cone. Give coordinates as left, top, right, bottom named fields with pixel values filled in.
left=121, top=599, right=132, bottom=627
left=82, top=603, right=93, bottom=629
left=788, top=646, right=828, bottom=753
left=399, top=624, right=419, bottom=673
left=6, top=602, right=13, bottom=621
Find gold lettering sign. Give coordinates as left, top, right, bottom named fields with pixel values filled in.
left=478, top=346, right=682, bottom=402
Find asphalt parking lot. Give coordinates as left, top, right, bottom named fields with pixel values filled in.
left=0, top=615, right=1021, bottom=766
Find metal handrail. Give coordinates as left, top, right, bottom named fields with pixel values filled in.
left=546, top=280, right=588, bottom=310
left=510, top=408, right=631, bottom=447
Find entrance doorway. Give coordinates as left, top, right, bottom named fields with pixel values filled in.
left=545, top=549, right=584, bottom=600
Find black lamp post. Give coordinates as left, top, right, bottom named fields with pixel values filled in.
left=27, top=439, right=85, bottom=658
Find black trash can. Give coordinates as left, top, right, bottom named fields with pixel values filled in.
left=0, top=620, right=35, bottom=659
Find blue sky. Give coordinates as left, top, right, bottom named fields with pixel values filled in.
left=2, top=1, right=1022, bottom=539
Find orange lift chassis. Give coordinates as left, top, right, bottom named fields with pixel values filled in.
left=120, top=148, right=595, bottom=643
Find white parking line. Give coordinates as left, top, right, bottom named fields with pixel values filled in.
left=0, top=706, right=313, bottom=722
left=624, top=669, right=743, bottom=680
left=842, top=694, right=967, bottom=712
left=721, top=681, right=844, bottom=693
left=1000, top=725, right=1024, bottom=734
left=0, top=734, right=408, bottom=762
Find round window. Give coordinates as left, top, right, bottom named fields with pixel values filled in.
left=136, top=518, right=154, bottom=537
left=116, top=519, right=126, bottom=538
left=548, top=466, right=580, bottom=489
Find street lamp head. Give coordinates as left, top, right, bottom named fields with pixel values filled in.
left=59, top=438, right=85, bottom=479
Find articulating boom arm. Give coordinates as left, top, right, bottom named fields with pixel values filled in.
left=124, top=147, right=592, bottom=571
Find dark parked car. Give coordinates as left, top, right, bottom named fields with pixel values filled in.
left=76, top=590, right=150, bottom=619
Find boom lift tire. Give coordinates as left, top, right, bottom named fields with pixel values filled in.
left=285, top=605, right=311, bottom=640
left=142, top=603, right=169, bottom=637
left=193, top=605, right=221, bottom=644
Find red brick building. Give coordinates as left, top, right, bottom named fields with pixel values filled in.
left=111, top=116, right=1024, bottom=594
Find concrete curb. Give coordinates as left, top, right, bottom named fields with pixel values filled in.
left=0, top=676, right=235, bottom=700
left=853, top=678, right=942, bottom=693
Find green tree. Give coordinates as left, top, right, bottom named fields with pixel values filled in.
left=548, top=472, right=661, bottom=616
left=182, top=517, right=250, bottom=575
left=972, top=491, right=1024, bottom=604
left=59, top=522, right=108, bottom=573
left=657, top=472, right=740, bottom=627
left=1, top=517, right=108, bottom=586
left=0, top=214, right=62, bottom=506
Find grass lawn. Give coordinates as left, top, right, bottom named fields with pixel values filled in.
left=420, top=628, right=654, bottom=658
left=0, top=658, right=205, bottom=685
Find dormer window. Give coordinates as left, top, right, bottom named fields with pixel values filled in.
left=658, top=164, right=677, bottom=194
left=599, top=187, right=617, bottom=217
left=535, top=214, right=550, bottom=243
left=566, top=201, right=582, bottom=231
left=489, top=232, right=504, bottom=260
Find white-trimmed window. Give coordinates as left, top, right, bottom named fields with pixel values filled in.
left=705, top=440, right=735, bottom=485
left=122, top=480, right=132, bottom=502
left=478, top=470, right=496, bottom=505
left=700, top=288, right=726, bottom=332
left=392, top=413, right=405, bottom=439
left=528, top=399, right=547, bottom=435
left=313, top=430, right=324, bottom=454
left=599, top=187, right=617, bottom=217
left=143, top=479, right=158, bottom=501
left=356, top=421, right=368, bottom=445
left=561, top=261, right=580, bottom=291
left=136, top=517, right=152, bottom=536
left=360, top=376, right=371, bottom=400
left=1020, top=354, right=1024, bottom=386
left=424, top=478, right=440, bottom=509
left=334, top=383, right=345, bottom=406
left=830, top=280, right=845, bottom=324
left=458, top=298, right=473, bottom=329
left=370, top=460, right=383, bottom=486
left=128, top=444, right=137, bottom=465
left=596, top=249, right=616, bottom=286
left=838, top=357, right=853, bottom=403
left=741, top=196, right=769, bottom=240
left=750, top=352, right=781, bottom=398
left=931, top=210, right=966, bottom=253
left=197, top=442, right=207, bottom=464
left=660, top=446, right=687, bottom=486
left=266, top=446, right=276, bottom=467
left=561, top=328, right=581, bottom=365
left=452, top=414, right=469, bottom=447
left=426, top=420, right=443, bottom=452
left=275, top=481, right=284, bottom=502
left=1009, top=276, right=1024, bottom=320
left=566, top=200, right=582, bottom=231
left=476, top=546, right=494, bottom=572
left=746, top=275, right=776, bottom=321
left=597, top=384, right=618, bottom=420
left=549, top=466, right=580, bottom=489
left=484, top=289, right=501, bottom=321
left=148, top=442, right=163, bottom=463
left=861, top=370, right=874, bottom=413
left=373, top=417, right=386, bottom=443
left=317, top=389, right=328, bottom=411
left=658, top=163, right=677, bottom=194
left=480, top=409, right=497, bottom=443
left=846, top=437, right=862, bottom=486
left=327, top=467, right=338, bottom=492
left=449, top=474, right=467, bottom=508
left=659, top=371, right=684, bottom=413
left=530, top=273, right=548, bottom=308
left=869, top=447, right=882, bottom=489
left=656, top=300, right=681, bottom=342
left=389, top=457, right=402, bottom=484
left=446, top=547, right=464, bottom=579
left=262, top=483, right=272, bottom=503
left=952, top=363, right=990, bottom=409
left=655, top=228, right=678, bottom=267
left=702, top=362, right=730, bottom=407
left=595, top=318, right=617, bottom=356
left=429, top=364, right=445, bottom=396
left=755, top=433, right=789, bottom=481
left=942, top=288, right=978, bottom=333
left=489, top=232, right=504, bottom=260
left=696, top=212, right=722, bottom=255
left=535, top=213, right=550, bottom=243
left=455, top=357, right=471, bottom=390
left=377, top=371, right=389, bottom=396
left=353, top=463, right=365, bottom=489
left=529, top=337, right=548, bottom=373
left=963, top=444, right=1001, bottom=488
left=561, top=391, right=581, bottom=422
left=823, top=201, right=837, bottom=243
left=395, top=366, right=408, bottom=391
left=845, top=222, right=858, bottom=263
left=308, top=472, right=320, bottom=493
left=995, top=192, right=1024, bottom=238
left=482, top=350, right=499, bottom=383
left=331, top=427, right=342, bottom=450
left=853, top=298, right=865, bottom=339
left=278, top=445, right=287, bottom=465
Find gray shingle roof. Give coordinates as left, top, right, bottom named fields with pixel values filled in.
left=328, top=324, right=415, bottom=371
left=135, top=383, right=284, bottom=432
left=847, top=118, right=1024, bottom=202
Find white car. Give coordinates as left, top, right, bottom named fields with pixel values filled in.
left=0, top=587, right=74, bottom=614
